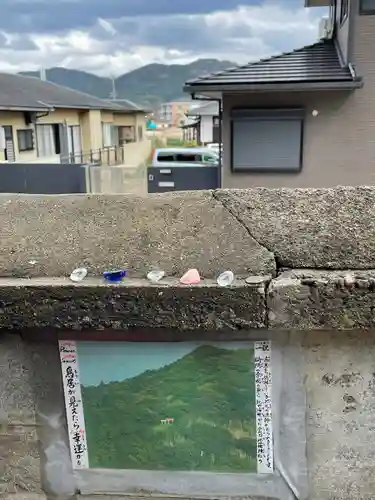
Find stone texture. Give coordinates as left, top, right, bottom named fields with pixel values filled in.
left=268, top=270, right=375, bottom=330
left=0, top=192, right=275, bottom=278
left=0, top=278, right=267, bottom=331
left=215, top=186, right=375, bottom=269
left=0, top=336, right=72, bottom=497
left=0, top=337, right=42, bottom=495
left=300, top=330, right=375, bottom=500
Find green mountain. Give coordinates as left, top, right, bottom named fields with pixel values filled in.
left=81, top=344, right=257, bottom=472
left=20, top=59, right=234, bottom=109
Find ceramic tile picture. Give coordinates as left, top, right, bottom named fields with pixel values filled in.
left=59, top=340, right=273, bottom=474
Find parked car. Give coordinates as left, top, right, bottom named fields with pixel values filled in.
left=151, top=147, right=219, bottom=167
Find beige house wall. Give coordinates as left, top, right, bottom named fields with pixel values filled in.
left=79, top=109, right=103, bottom=153
left=222, top=4, right=375, bottom=189
left=0, top=108, right=148, bottom=164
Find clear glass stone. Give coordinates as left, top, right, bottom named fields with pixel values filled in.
left=217, top=270, right=234, bottom=287
left=70, top=267, right=88, bottom=282
left=147, top=270, right=165, bottom=283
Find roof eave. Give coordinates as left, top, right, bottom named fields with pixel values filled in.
left=0, top=105, right=50, bottom=112
left=304, top=0, right=330, bottom=6
left=183, top=79, right=363, bottom=94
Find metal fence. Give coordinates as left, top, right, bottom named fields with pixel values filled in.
left=0, top=162, right=88, bottom=194
left=61, top=146, right=125, bottom=166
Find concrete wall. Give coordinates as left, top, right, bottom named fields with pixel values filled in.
left=3, top=329, right=375, bottom=500
left=3, top=187, right=375, bottom=500
left=222, top=1, right=375, bottom=189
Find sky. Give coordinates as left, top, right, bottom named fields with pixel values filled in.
left=0, top=0, right=327, bottom=76
left=76, top=341, right=252, bottom=386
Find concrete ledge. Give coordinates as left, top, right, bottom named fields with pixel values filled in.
left=268, top=270, right=375, bottom=330
left=0, top=278, right=268, bottom=331
left=2, top=271, right=375, bottom=331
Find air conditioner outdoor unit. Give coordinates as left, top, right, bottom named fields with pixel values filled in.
left=318, top=17, right=332, bottom=39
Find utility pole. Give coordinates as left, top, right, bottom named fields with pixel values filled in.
left=109, top=75, right=117, bottom=100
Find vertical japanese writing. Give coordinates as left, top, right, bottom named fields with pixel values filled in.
left=59, top=340, right=89, bottom=469
left=254, top=340, right=273, bottom=474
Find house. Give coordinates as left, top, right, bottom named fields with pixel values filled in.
left=0, top=73, right=149, bottom=165
left=158, top=98, right=204, bottom=127
left=185, top=101, right=220, bottom=145
left=184, top=0, right=374, bottom=189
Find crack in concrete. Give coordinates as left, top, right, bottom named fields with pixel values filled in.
left=212, top=191, right=275, bottom=328
left=212, top=190, right=280, bottom=271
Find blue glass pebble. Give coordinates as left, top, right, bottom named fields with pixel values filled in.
left=103, top=269, right=126, bottom=282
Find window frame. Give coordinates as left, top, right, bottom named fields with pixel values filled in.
left=340, top=0, right=349, bottom=24
left=359, top=0, right=375, bottom=14
left=230, top=108, right=305, bottom=174
left=17, top=128, right=34, bottom=152
left=35, top=124, right=56, bottom=158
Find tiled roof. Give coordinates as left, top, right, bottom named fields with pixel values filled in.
left=0, top=72, right=124, bottom=111
left=185, top=40, right=360, bottom=88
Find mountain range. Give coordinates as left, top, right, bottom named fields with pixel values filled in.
left=20, top=59, right=235, bottom=110
left=81, top=344, right=257, bottom=472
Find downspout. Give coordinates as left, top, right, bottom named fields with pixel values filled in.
left=191, top=92, right=222, bottom=188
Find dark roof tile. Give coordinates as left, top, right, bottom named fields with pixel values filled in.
left=0, top=72, right=123, bottom=111
left=185, top=40, right=358, bottom=87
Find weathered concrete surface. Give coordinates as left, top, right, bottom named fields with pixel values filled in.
left=268, top=270, right=375, bottom=330
left=0, top=192, right=275, bottom=278
left=0, top=336, right=73, bottom=498
left=300, top=330, right=375, bottom=500
left=3, top=331, right=375, bottom=500
left=2, top=272, right=375, bottom=331
left=0, top=277, right=268, bottom=331
left=215, top=186, right=375, bottom=269
left=0, top=337, right=41, bottom=496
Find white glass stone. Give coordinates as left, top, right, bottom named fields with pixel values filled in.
left=217, top=270, right=234, bottom=287
left=147, top=270, right=165, bottom=283
left=70, top=267, right=88, bottom=282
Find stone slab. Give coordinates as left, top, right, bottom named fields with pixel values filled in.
left=268, top=270, right=375, bottom=330
left=0, top=277, right=268, bottom=331
left=0, top=192, right=275, bottom=278
left=215, top=186, right=375, bottom=269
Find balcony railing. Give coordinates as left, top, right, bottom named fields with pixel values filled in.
left=61, top=146, right=126, bottom=166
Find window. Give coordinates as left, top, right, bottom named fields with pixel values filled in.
left=52, top=124, right=61, bottom=155
left=340, top=0, right=349, bottom=23
left=17, top=129, right=34, bottom=152
left=231, top=109, right=304, bottom=173
left=175, top=153, right=200, bottom=162
left=102, top=123, right=116, bottom=147
left=213, top=117, right=220, bottom=127
left=35, top=124, right=56, bottom=157
left=119, top=125, right=135, bottom=144
left=156, top=152, right=175, bottom=162
left=360, top=0, right=375, bottom=13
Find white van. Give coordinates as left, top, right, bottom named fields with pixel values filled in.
left=152, top=147, right=219, bottom=167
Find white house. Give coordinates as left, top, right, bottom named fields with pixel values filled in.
left=186, top=101, right=220, bottom=145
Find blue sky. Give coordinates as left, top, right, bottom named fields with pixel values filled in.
left=77, top=341, right=253, bottom=387
left=0, top=0, right=327, bottom=75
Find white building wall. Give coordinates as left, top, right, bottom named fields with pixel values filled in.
left=200, top=115, right=213, bottom=144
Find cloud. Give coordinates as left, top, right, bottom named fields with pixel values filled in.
left=0, top=1, right=326, bottom=76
